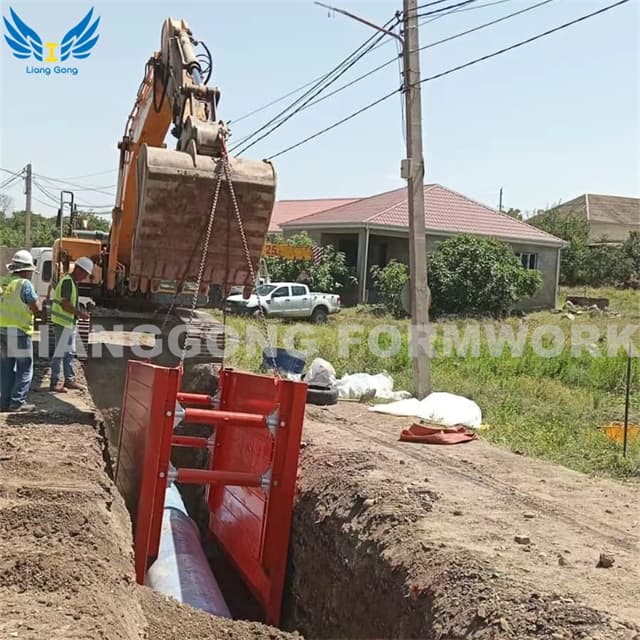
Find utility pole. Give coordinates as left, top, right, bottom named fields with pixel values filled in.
left=25, top=163, right=32, bottom=249
left=402, top=0, right=430, bottom=398
left=499, top=186, right=503, bottom=212
left=315, top=0, right=432, bottom=398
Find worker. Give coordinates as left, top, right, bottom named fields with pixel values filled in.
left=0, top=250, right=41, bottom=412
left=49, top=257, right=93, bottom=393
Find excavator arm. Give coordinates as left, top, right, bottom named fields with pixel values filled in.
left=107, top=18, right=276, bottom=298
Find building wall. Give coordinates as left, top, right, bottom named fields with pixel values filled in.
left=508, top=242, right=559, bottom=310
left=283, top=228, right=560, bottom=310
left=589, top=222, right=636, bottom=244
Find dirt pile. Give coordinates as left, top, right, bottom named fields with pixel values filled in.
left=285, top=404, right=640, bottom=639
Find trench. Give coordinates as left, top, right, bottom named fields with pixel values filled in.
left=82, top=323, right=436, bottom=640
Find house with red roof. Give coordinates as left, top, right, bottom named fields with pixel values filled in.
left=280, top=184, right=565, bottom=310
left=269, top=198, right=358, bottom=232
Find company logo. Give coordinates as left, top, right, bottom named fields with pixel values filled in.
left=3, top=6, right=100, bottom=76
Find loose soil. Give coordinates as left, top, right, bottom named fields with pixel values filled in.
left=0, top=359, right=297, bottom=640
left=285, top=403, right=640, bottom=639
left=3, top=349, right=639, bottom=639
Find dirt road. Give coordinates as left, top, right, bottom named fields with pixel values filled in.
left=288, top=403, right=640, bottom=639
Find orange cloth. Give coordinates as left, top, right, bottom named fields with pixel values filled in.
left=399, top=422, right=478, bottom=445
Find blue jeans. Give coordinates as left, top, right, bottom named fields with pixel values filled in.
left=50, top=325, right=76, bottom=386
left=0, top=330, right=34, bottom=411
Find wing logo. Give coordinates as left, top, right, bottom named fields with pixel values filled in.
left=4, top=6, right=99, bottom=64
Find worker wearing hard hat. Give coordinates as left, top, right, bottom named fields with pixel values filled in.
left=49, top=257, right=93, bottom=393
left=0, top=250, right=41, bottom=412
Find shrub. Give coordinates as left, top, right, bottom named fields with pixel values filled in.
left=428, top=235, right=542, bottom=317
left=370, top=259, right=409, bottom=318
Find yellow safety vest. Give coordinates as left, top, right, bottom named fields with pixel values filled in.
left=51, top=274, right=77, bottom=328
left=0, top=276, right=34, bottom=336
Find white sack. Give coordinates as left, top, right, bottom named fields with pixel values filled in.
left=370, top=391, right=482, bottom=429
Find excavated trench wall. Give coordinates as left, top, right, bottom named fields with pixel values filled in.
left=84, top=349, right=635, bottom=640
left=83, top=335, right=429, bottom=636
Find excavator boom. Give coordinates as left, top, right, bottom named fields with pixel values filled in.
left=108, top=18, right=276, bottom=298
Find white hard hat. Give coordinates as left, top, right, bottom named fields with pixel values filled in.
left=6, top=249, right=37, bottom=272
left=74, top=256, right=94, bottom=274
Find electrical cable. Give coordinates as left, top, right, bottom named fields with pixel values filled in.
left=232, top=29, right=393, bottom=155
left=61, top=169, right=117, bottom=179
left=230, top=15, right=399, bottom=153
left=32, top=180, right=60, bottom=204
left=0, top=174, right=22, bottom=191
left=413, top=0, right=480, bottom=18
left=266, top=0, right=629, bottom=160
left=415, top=0, right=630, bottom=87
left=34, top=173, right=116, bottom=195
left=229, top=0, right=537, bottom=130
left=234, top=0, right=556, bottom=130
left=267, top=88, right=400, bottom=160
left=0, top=167, right=25, bottom=179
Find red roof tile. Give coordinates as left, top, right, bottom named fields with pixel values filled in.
left=269, top=198, right=358, bottom=231
left=283, top=185, right=564, bottom=246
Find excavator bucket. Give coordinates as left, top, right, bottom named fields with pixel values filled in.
left=129, top=145, right=276, bottom=294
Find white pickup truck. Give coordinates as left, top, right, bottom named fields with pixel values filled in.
left=225, top=282, right=341, bottom=323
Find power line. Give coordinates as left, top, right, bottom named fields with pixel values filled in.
left=416, top=0, right=631, bottom=87
left=61, top=169, right=117, bottom=180
left=413, top=0, right=480, bottom=18
left=34, top=173, right=116, bottom=195
left=32, top=180, right=60, bottom=204
left=229, top=0, right=511, bottom=127
left=230, top=15, right=399, bottom=152
left=267, top=0, right=629, bottom=160
left=0, top=167, right=25, bottom=180
left=0, top=174, right=22, bottom=191
left=232, top=27, right=394, bottom=155
left=236, top=0, right=555, bottom=131
left=411, top=0, right=556, bottom=55
left=268, top=89, right=400, bottom=160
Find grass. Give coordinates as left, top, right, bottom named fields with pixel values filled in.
left=210, top=286, right=640, bottom=479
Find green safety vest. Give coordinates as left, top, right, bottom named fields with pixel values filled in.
left=0, top=276, right=34, bottom=336
left=51, top=274, right=77, bottom=328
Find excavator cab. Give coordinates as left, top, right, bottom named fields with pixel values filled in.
left=108, top=18, right=276, bottom=302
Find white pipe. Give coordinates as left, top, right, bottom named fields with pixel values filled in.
left=145, top=482, right=231, bottom=618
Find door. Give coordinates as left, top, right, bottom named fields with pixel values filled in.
left=289, top=285, right=310, bottom=317
left=268, top=286, right=291, bottom=316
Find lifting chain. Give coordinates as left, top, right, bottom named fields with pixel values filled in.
left=180, top=133, right=280, bottom=376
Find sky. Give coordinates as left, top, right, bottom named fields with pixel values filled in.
left=0, top=0, right=638, bottom=220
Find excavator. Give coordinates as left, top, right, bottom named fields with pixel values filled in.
left=51, top=17, right=277, bottom=318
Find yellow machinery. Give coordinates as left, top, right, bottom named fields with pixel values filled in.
left=56, top=18, right=276, bottom=306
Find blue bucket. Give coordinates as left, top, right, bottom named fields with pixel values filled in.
left=262, top=347, right=306, bottom=374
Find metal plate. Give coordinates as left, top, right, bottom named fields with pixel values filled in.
left=131, top=145, right=276, bottom=291
left=114, top=361, right=181, bottom=582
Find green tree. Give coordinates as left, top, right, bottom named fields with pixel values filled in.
left=428, top=235, right=542, bottom=317
left=504, top=207, right=523, bottom=220
left=370, top=260, right=409, bottom=318
left=0, top=209, right=111, bottom=247
left=263, top=231, right=357, bottom=293
left=530, top=207, right=589, bottom=286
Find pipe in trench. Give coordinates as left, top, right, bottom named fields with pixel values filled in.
left=144, top=480, right=231, bottom=618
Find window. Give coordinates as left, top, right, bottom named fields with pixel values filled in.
left=271, top=287, right=290, bottom=298
left=41, top=260, right=52, bottom=283
left=291, top=285, right=306, bottom=296
left=516, top=252, right=539, bottom=270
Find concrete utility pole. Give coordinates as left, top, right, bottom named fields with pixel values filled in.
left=25, top=163, right=32, bottom=249
left=315, top=0, right=432, bottom=398
left=401, top=0, right=431, bottom=398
